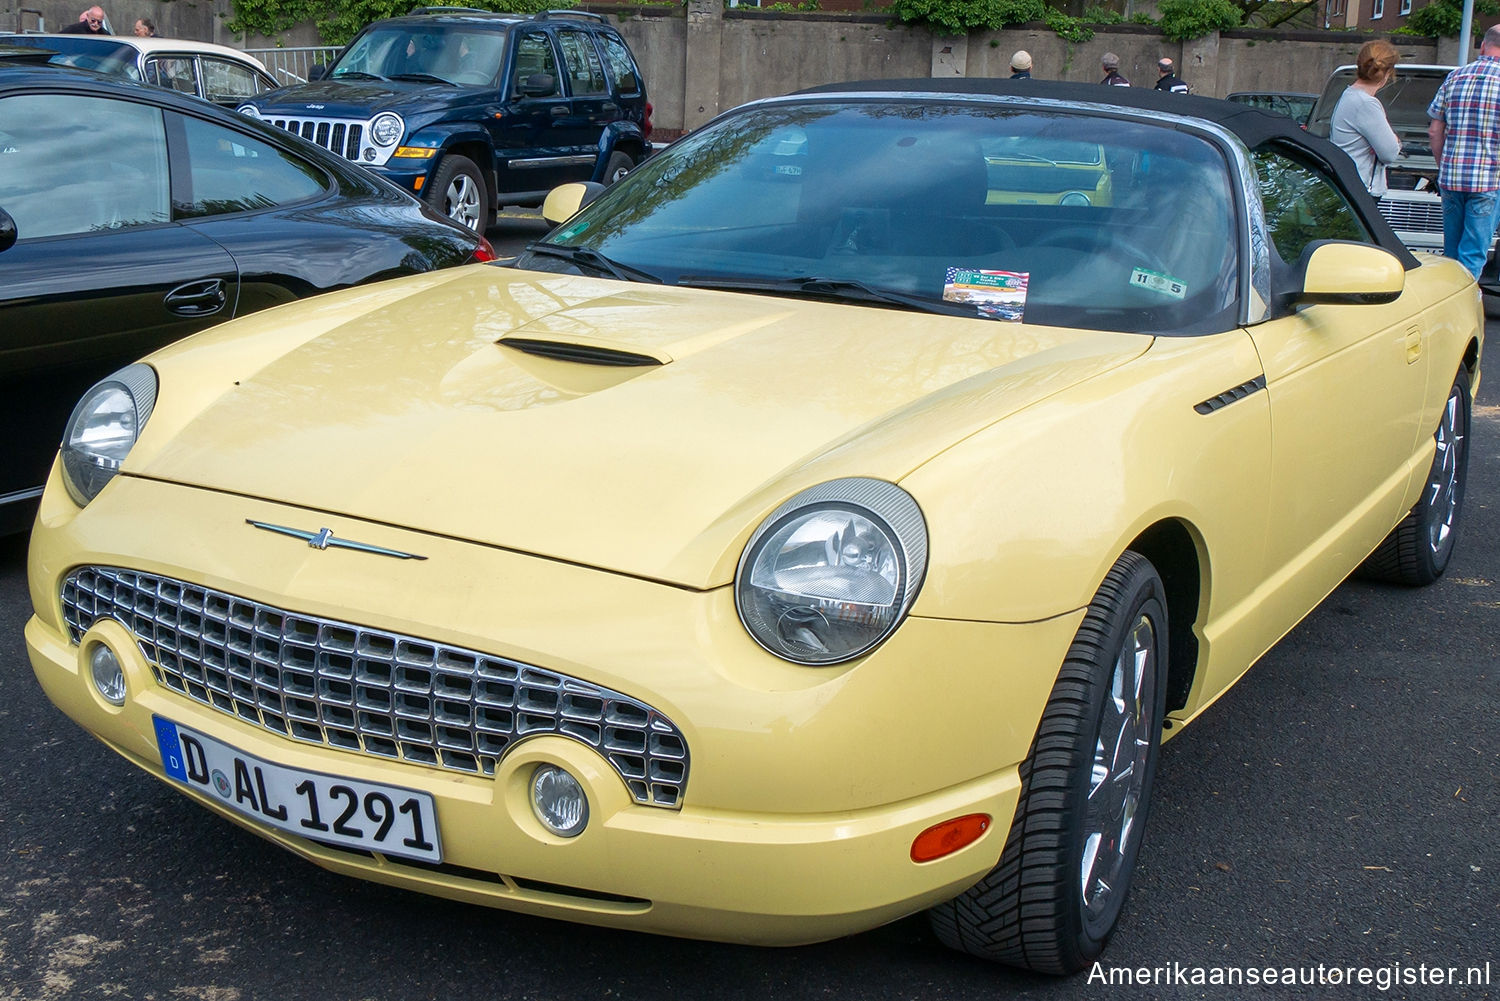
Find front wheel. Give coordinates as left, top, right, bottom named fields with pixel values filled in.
left=1359, top=368, right=1471, bottom=585
left=604, top=150, right=634, bottom=185
left=425, top=154, right=490, bottom=233
left=929, top=551, right=1168, bottom=973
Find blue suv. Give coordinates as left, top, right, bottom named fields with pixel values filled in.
left=239, top=8, right=652, bottom=231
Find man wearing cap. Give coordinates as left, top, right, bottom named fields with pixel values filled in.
left=1428, top=24, right=1500, bottom=277
left=1100, top=53, right=1130, bottom=87
left=1155, top=58, right=1189, bottom=94
left=1010, top=50, right=1032, bottom=80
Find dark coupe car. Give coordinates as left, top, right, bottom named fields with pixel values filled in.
left=0, top=64, right=496, bottom=534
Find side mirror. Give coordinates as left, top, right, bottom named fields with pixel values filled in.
left=518, top=73, right=555, bottom=98
left=0, top=206, right=16, bottom=254
left=308, top=63, right=327, bottom=81
left=541, top=182, right=604, bottom=225
left=1285, top=241, right=1405, bottom=307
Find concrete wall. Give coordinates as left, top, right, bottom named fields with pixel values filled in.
left=3, top=0, right=1444, bottom=133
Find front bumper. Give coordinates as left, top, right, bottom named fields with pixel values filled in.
left=26, top=471, right=1081, bottom=945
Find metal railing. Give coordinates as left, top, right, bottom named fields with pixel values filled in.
left=243, top=46, right=343, bottom=87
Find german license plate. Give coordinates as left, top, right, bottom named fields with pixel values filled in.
left=153, top=716, right=442, bottom=863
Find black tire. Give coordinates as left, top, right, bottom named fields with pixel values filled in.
left=604, top=150, right=634, bottom=185
left=1359, top=368, right=1471, bottom=586
left=929, top=551, right=1168, bottom=974
left=425, top=154, right=489, bottom=233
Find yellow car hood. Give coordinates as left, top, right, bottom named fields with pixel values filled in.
left=135, top=269, right=1149, bottom=588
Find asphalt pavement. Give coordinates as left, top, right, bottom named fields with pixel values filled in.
left=0, top=319, right=1495, bottom=1001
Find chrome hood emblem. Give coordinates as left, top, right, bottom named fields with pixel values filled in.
left=246, top=520, right=427, bottom=560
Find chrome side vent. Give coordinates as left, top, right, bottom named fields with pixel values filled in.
left=500, top=338, right=665, bottom=367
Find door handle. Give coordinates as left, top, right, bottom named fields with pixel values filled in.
left=550, top=105, right=568, bottom=117
left=165, top=278, right=227, bottom=317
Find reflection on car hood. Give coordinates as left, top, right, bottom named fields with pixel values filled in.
left=251, top=79, right=477, bottom=119
left=135, top=269, right=1150, bottom=588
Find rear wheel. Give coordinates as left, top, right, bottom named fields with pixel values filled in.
left=605, top=151, right=634, bottom=184
left=929, top=551, right=1168, bottom=973
left=426, top=154, right=489, bottom=233
left=1359, top=368, right=1470, bottom=585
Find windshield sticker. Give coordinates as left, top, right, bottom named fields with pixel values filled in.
left=943, top=268, right=1028, bottom=322
left=556, top=221, right=590, bottom=240
left=1129, top=268, right=1188, bottom=300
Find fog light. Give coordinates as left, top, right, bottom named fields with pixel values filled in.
left=530, top=765, right=588, bottom=837
left=89, top=644, right=126, bottom=705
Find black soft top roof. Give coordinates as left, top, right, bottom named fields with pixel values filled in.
left=791, top=78, right=1418, bottom=269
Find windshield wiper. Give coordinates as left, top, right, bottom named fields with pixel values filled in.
left=332, top=70, right=386, bottom=81
left=525, top=243, right=662, bottom=284
left=389, top=73, right=455, bottom=85
left=675, top=275, right=975, bottom=317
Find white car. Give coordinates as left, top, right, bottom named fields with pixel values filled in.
left=1307, top=64, right=1450, bottom=255
left=0, top=33, right=278, bottom=107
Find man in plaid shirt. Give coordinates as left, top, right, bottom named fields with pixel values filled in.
left=1428, top=25, right=1500, bottom=277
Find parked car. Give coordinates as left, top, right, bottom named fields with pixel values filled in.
left=0, top=33, right=278, bottom=106
left=0, top=65, right=495, bottom=535
left=236, top=8, right=652, bottom=232
left=1306, top=65, right=1448, bottom=255
left=1226, top=90, right=1317, bottom=125
left=25, top=79, right=1480, bottom=974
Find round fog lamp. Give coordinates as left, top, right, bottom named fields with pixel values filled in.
left=89, top=644, right=126, bottom=705
left=530, top=765, right=588, bottom=837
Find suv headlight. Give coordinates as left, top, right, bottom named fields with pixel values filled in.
left=236, top=103, right=262, bottom=119
left=370, top=112, right=404, bottom=146
left=735, top=478, right=927, bottom=666
left=60, top=364, right=157, bottom=507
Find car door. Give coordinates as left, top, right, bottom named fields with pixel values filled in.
left=552, top=27, right=613, bottom=182
left=0, top=90, right=238, bottom=503
left=199, top=55, right=276, bottom=107
left=1244, top=146, right=1429, bottom=604
left=165, top=109, right=350, bottom=315
left=496, top=29, right=575, bottom=195
left=143, top=53, right=201, bottom=99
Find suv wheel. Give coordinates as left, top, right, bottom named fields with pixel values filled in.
left=427, top=154, right=490, bottom=233
left=605, top=151, right=634, bottom=184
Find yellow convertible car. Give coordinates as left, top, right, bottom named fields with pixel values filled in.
left=25, top=79, right=1481, bottom=974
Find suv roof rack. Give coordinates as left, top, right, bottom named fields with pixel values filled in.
left=408, top=6, right=493, bottom=15
left=529, top=9, right=606, bottom=22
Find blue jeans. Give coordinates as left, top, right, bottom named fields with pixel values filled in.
left=1441, top=188, right=1500, bottom=278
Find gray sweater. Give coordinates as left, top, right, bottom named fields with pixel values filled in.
left=1330, top=87, right=1401, bottom=195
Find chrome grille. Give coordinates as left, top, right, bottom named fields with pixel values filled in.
left=1378, top=197, right=1444, bottom=234
left=61, top=567, right=689, bottom=808
left=269, top=116, right=364, bottom=160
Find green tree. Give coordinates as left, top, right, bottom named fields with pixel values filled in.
left=230, top=0, right=557, bottom=46
left=1397, top=0, right=1500, bottom=37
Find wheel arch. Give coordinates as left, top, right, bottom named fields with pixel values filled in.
left=592, top=120, right=645, bottom=181
left=1125, top=518, right=1203, bottom=714
left=438, top=139, right=497, bottom=205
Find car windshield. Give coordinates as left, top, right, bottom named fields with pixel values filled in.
left=543, top=101, right=1240, bottom=334
left=330, top=26, right=508, bottom=87
left=0, top=35, right=140, bottom=79
left=1308, top=67, right=1448, bottom=143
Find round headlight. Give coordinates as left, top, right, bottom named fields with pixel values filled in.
left=736, top=478, right=927, bottom=666
left=236, top=103, right=261, bottom=119
left=370, top=112, right=404, bottom=146
left=1059, top=192, right=1091, bottom=207
left=60, top=363, right=157, bottom=507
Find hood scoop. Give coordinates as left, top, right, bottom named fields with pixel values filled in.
left=499, top=337, right=666, bottom=368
